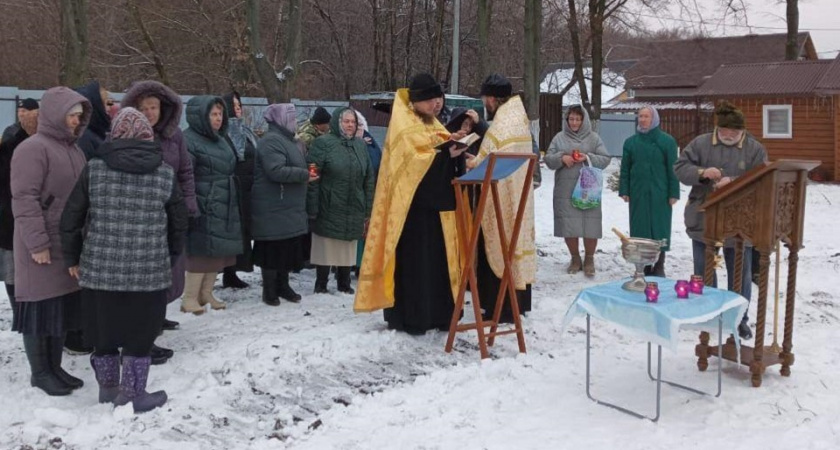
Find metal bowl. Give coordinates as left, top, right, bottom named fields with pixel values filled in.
left=621, top=238, right=666, bottom=265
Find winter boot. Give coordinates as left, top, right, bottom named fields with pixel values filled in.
left=90, top=353, right=120, bottom=403
left=651, top=251, right=666, bottom=277
left=198, top=273, right=226, bottom=310
left=738, top=318, right=753, bottom=340
left=161, top=318, right=180, bottom=331
left=583, top=255, right=596, bottom=278
left=276, top=270, right=301, bottom=303
left=336, top=266, right=354, bottom=294
left=49, top=335, right=83, bottom=389
left=314, top=266, right=330, bottom=294
left=180, top=272, right=205, bottom=315
left=261, top=270, right=280, bottom=306
left=567, top=254, right=582, bottom=274
left=149, top=343, right=174, bottom=365
left=113, top=356, right=168, bottom=413
left=22, top=335, right=72, bottom=396
left=222, top=267, right=249, bottom=289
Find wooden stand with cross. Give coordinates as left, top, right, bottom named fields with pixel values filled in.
left=444, top=153, right=537, bottom=359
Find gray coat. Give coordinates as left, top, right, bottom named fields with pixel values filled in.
left=11, top=87, right=89, bottom=302
left=251, top=117, right=310, bottom=241
left=544, top=107, right=611, bottom=238
left=673, top=130, right=768, bottom=243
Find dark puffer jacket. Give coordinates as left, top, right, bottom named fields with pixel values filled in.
left=306, top=107, right=374, bottom=241
left=183, top=96, right=242, bottom=258
left=74, top=80, right=111, bottom=160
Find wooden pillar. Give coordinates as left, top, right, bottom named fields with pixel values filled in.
left=780, top=247, right=799, bottom=376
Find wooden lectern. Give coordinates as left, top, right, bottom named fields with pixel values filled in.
left=694, top=159, right=820, bottom=387
left=444, top=153, right=537, bottom=359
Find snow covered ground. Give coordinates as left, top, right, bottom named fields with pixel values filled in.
left=2, top=161, right=839, bottom=450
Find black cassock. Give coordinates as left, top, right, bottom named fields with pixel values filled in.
left=475, top=230, right=532, bottom=324
left=385, top=151, right=464, bottom=335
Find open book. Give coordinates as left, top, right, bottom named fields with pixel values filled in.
left=434, top=133, right=480, bottom=151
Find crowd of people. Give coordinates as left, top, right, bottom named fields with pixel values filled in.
left=0, top=71, right=765, bottom=414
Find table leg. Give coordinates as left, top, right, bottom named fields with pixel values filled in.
left=648, top=315, right=723, bottom=398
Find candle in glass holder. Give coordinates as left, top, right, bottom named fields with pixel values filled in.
left=689, top=274, right=704, bottom=294
left=644, top=282, right=660, bottom=303
left=308, top=163, right=319, bottom=177
left=675, top=280, right=690, bottom=299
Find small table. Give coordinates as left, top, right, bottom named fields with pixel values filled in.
left=561, top=277, right=747, bottom=422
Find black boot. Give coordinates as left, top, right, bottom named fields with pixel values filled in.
left=336, top=266, right=354, bottom=294
left=161, top=318, right=180, bottom=331
left=261, top=270, right=280, bottom=306
left=150, top=343, right=174, bottom=365
left=23, top=335, right=72, bottom=396
left=651, top=251, right=666, bottom=277
left=738, top=318, right=753, bottom=340
left=314, top=266, right=329, bottom=294
left=276, top=271, right=302, bottom=303
left=222, top=267, right=249, bottom=289
left=63, top=329, right=93, bottom=355
left=49, top=335, right=83, bottom=389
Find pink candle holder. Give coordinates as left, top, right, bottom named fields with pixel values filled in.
left=675, top=280, right=690, bottom=299
left=644, top=282, right=660, bottom=303
left=689, top=274, right=704, bottom=294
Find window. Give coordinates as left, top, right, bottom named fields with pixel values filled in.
left=763, top=105, right=792, bottom=139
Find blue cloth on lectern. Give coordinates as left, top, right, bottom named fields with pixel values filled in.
left=560, top=277, right=747, bottom=353
left=457, top=157, right=527, bottom=182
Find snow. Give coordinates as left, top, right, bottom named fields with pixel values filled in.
left=540, top=68, right=626, bottom=107
left=2, top=161, right=840, bottom=449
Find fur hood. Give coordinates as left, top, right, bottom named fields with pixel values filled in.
left=121, top=80, right=183, bottom=139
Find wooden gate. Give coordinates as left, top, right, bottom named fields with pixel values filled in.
left=539, top=93, right=564, bottom=152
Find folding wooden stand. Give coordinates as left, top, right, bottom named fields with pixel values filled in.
left=694, top=159, right=820, bottom=387
left=444, top=153, right=537, bottom=359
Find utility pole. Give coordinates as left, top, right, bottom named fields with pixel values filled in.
left=451, top=0, right=461, bottom=94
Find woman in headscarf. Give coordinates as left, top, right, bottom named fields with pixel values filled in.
left=11, top=87, right=89, bottom=396
left=544, top=105, right=612, bottom=277
left=251, top=104, right=314, bottom=305
left=307, top=108, right=374, bottom=295
left=221, top=91, right=258, bottom=289
left=618, top=105, right=680, bottom=276
left=181, top=96, right=242, bottom=314
left=60, top=108, right=187, bottom=413
left=352, top=111, right=382, bottom=275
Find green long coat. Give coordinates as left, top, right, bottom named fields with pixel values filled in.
left=618, top=127, right=679, bottom=251
left=306, top=108, right=375, bottom=241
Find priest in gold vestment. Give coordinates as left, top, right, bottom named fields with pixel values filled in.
left=354, top=74, right=467, bottom=335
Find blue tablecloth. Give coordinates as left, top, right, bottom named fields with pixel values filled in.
left=561, top=277, right=748, bottom=352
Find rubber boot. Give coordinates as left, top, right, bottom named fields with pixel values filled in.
left=113, top=356, right=167, bottom=413
left=261, top=270, right=280, bottom=306
left=583, top=254, right=596, bottom=278
left=22, top=335, right=71, bottom=396
left=198, top=273, right=226, bottom=310
left=90, top=353, right=120, bottom=403
left=567, top=254, right=582, bottom=274
left=276, top=270, right=301, bottom=303
left=314, top=265, right=329, bottom=294
left=336, top=266, right=354, bottom=294
left=180, top=272, right=205, bottom=315
left=222, top=267, right=249, bottom=289
left=49, top=335, right=83, bottom=389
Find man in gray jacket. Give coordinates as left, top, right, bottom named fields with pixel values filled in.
left=674, top=101, right=768, bottom=340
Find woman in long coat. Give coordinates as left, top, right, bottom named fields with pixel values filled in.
left=307, top=108, right=374, bottom=294
left=544, top=105, right=611, bottom=277
left=618, top=105, right=680, bottom=276
left=11, top=87, right=89, bottom=396
left=181, top=96, right=242, bottom=314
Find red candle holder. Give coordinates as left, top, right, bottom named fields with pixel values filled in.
left=308, top=163, right=319, bottom=177
left=675, top=280, right=690, bottom=299
left=644, top=282, right=660, bottom=303
left=689, top=274, right=704, bottom=294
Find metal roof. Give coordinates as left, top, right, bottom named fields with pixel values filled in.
left=696, top=59, right=837, bottom=96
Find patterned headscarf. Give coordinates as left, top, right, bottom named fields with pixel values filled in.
left=111, top=107, right=155, bottom=141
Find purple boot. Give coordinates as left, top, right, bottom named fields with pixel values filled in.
left=113, top=356, right=168, bottom=413
left=90, top=354, right=120, bottom=403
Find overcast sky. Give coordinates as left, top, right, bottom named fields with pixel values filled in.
left=645, top=0, right=840, bottom=58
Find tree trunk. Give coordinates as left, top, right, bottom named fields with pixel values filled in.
left=278, top=0, right=302, bottom=101
left=59, top=0, right=89, bottom=87
left=247, top=0, right=285, bottom=103
left=523, top=0, right=541, bottom=120
left=389, top=3, right=397, bottom=89
left=403, top=0, right=418, bottom=85
left=127, top=0, right=169, bottom=85
left=477, top=0, right=491, bottom=87
left=589, top=0, right=604, bottom=124
left=567, top=0, right=590, bottom=113
left=371, top=0, right=383, bottom=90
left=311, top=1, right=351, bottom=99
left=430, top=0, right=447, bottom=82
left=785, top=0, right=799, bottom=60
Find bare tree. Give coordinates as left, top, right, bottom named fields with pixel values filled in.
left=247, top=0, right=285, bottom=102
left=477, top=0, right=491, bottom=84
left=60, top=0, right=89, bottom=86
left=127, top=0, right=170, bottom=85
left=523, top=0, right=541, bottom=120
left=279, top=0, right=303, bottom=101
left=785, top=0, right=799, bottom=60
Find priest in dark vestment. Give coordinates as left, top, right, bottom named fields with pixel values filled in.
left=354, top=74, right=467, bottom=335
left=468, top=74, right=537, bottom=323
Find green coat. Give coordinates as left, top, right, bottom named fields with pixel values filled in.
left=306, top=108, right=374, bottom=241
left=618, top=127, right=679, bottom=251
left=183, top=96, right=242, bottom=257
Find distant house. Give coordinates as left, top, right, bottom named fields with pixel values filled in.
left=695, top=55, right=840, bottom=181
